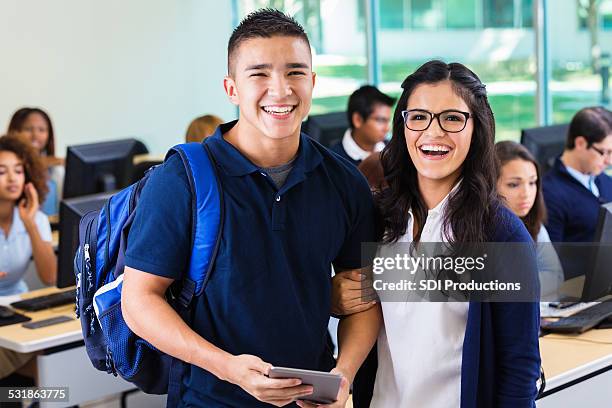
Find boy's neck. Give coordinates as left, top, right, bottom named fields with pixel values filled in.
left=224, top=120, right=300, bottom=168
left=561, top=150, right=587, bottom=174
left=351, top=130, right=377, bottom=153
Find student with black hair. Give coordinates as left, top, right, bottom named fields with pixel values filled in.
left=337, top=61, right=541, bottom=408
left=330, top=85, right=394, bottom=166
left=121, top=9, right=381, bottom=408
left=8, top=107, right=64, bottom=216
left=543, top=106, right=612, bottom=243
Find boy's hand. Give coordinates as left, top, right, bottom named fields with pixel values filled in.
left=296, top=367, right=350, bottom=408
left=225, top=354, right=314, bottom=407
left=331, top=270, right=377, bottom=316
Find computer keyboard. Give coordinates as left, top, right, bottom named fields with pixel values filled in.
left=542, top=301, right=612, bottom=333
left=10, top=289, right=76, bottom=312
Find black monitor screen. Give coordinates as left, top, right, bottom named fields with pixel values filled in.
left=520, top=124, right=568, bottom=174
left=582, top=202, right=612, bottom=301
left=63, top=139, right=148, bottom=199
left=57, top=192, right=113, bottom=288
left=303, top=112, right=348, bottom=148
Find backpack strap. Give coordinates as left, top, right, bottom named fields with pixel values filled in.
left=168, top=142, right=224, bottom=308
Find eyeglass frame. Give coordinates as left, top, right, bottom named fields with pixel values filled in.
left=401, top=109, right=471, bottom=133
left=589, top=144, right=612, bottom=158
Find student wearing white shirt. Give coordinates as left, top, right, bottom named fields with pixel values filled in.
left=495, top=141, right=564, bottom=300
left=330, top=86, right=394, bottom=166
left=338, top=61, right=541, bottom=408
left=0, top=135, right=57, bottom=381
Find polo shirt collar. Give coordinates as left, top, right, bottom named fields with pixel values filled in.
left=206, top=121, right=323, bottom=179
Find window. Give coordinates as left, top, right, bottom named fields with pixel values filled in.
left=483, top=0, right=514, bottom=28
left=446, top=0, right=477, bottom=29
left=380, top=0, right=404, bottom=29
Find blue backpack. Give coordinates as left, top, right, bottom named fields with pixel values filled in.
left=74, top=142, right=223, bottom=396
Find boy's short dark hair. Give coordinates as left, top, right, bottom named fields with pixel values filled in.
left=347, top=85, right=396, bottom=129
left=227, top=8, right=310, bottom=75
left=566, top=106, right=612, bottom=149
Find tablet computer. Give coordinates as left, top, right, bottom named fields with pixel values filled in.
left=268, top=366, right=342, bottom=404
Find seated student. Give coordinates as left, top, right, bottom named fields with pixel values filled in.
left=543, top=106, right=612, bottom=242
left=0, top=134, right=57, bottom=381
left=8, top=108, right=64, bottom=216
left=495, top=141, right=564, bottom=299
left=185, top=114, right=224, bottom=143
left=330, top=85, right=394, bottom=166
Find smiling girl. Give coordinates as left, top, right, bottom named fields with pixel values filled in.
left=0, top=135, right=56, bottom=296
left=370, top=61, right=541, bottom=408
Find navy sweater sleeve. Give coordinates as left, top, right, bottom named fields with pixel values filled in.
left=492, top=209, right=541, bottom=408
left=124, top=154, right=192, bottom=279
left=542, top=180, right=566, bottom=242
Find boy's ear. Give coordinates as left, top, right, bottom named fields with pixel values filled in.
left=223, top=76, right=239, bottom=106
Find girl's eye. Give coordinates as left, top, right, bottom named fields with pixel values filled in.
left=507, top=183, right=518, bottom=188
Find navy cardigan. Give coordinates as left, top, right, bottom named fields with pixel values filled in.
left=353, top=205, right=541, bottom=408
left=542, top=157, right=612, bottom=243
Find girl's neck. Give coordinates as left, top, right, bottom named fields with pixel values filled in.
left=0, top=200, right=14, bottom=235
left=417, top=174, right=460, bottom=210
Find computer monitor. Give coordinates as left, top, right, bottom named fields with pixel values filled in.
left=520, top=124, right=568, bottom=174
left=581, top=202, right=612, bottom=301
left=57, top=192, right=114, bottom=288
left=303, top=112, right=349, bottom=148
left=63, top=139, right=148, bottom=199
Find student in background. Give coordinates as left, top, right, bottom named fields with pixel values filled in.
left=543, top=106, right=612, bottom=242
left=0, top=135, right=56, bottom=295
left=495, top=141, right=563, bottom=299
left=185, top=114, right=224, bottom=143
left=330, top=86, right=394, bottom=166
left=8, top=107, right=64, bottom=216
left=0, top=135, right=57, bottom=383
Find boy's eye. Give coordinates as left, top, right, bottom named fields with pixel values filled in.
left=250, top=72, right=266, bottom=77
left=288, top=71, right=305, bottom=76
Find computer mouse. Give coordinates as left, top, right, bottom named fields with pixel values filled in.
left=0, top=305, right=16, bottom=319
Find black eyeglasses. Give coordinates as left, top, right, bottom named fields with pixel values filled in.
left=401, top=109, right=471, bottom=133
left=590, top=144, right=612, bottom=158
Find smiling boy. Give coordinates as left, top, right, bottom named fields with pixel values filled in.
left=120, top=9, right=381, bottom=408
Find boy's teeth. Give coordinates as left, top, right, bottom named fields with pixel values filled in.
left=264, top=106, right=293, bottom=114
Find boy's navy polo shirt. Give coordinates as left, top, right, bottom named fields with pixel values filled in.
left=125, top=122, right=375, bottom=407
left=543, top=157, right=612, bottom=243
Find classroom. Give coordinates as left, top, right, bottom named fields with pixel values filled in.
left=1, top=1, right=612, bottom=407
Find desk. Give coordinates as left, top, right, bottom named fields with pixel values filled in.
left=537, top=328, right=612, bottom=407
left=0, top=287, right=135, bottom=407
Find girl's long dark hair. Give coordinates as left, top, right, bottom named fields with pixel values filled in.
left=379, top=60, right=500, bottom=244
left=495, top=141, right=547, bottom=241
left=7, top=107, right=56, bottom=157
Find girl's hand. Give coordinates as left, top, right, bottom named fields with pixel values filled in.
left=18, top=183, right=40, bottom=227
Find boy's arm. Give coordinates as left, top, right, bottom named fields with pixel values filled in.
left=122, top=266, right=314, bottom=407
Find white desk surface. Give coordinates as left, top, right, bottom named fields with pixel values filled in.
left=0, top=287, right=81, bottom=353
